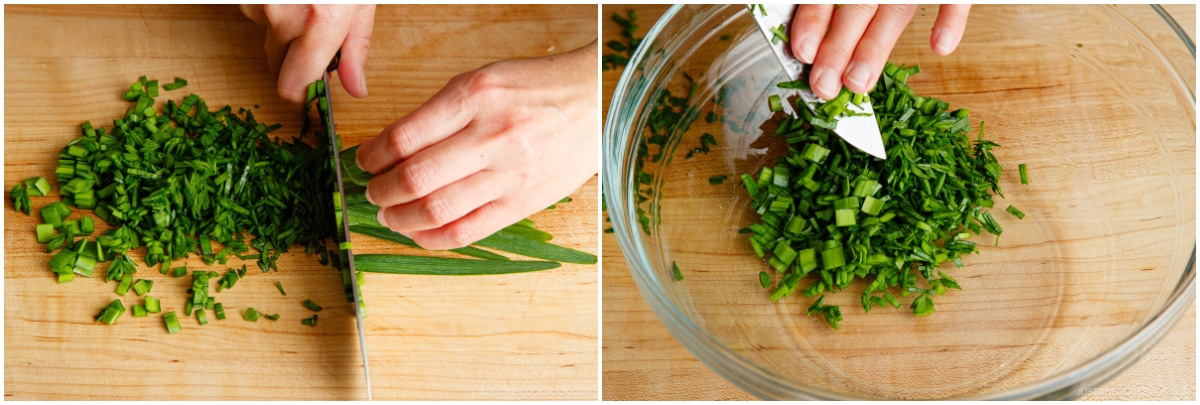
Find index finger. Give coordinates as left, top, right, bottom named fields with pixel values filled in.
left=276, top=10, right=353, bottom=103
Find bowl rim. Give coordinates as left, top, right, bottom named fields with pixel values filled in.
left=603, top=4, right=1197, bottom=400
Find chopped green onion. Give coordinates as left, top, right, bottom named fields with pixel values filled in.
left=26, top=176, right=51, bottom=196
left=709, top=175, right=728, bottom=185
left=132, top=304, right=148, bottom=318
left=162, top=77, right=187, bottom=91
left=132, top=279, right=153, bottom=296
left=1018, top=163, right=1028, bottom=184
left=11, top=183, right=31, bottom=215
left=911, top=294, right=935, bottom=317
left=301, top=314, right=318, bottom=326
left=264, top=313, right=279, bottom=321
left=196, top=308, right=208, bottom=325
left=145, top=296, right=161, bottom=313
left=768, top=94, right=783, bottom=112
left=769, top=23, right=788, bottom=44
left=759, top=271, right=770, bottom=289
left=671, top=261, right=683, bottom=281
left=36, top=223, right=56, bottom=243
left=274, top=280, right=287, bottom=296
left=213, top=303, right=226, bottom=320
left=163, top=311, right=181, bottom=334
left=737, top=62, right=1017, bottom=328
left=41, top=202, right=67, bottom=227
left=95, top=299, right=126, bottom=325
left=1006, top=205, right=1025, bottom=219
left=302, top=299, right=323, bottom=312
left=243, top=307, right=262, bottom=322
left=116, top=274, right=132, bottom=296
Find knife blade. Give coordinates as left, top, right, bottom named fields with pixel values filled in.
left=319, top=54, right=373, bottom=400
left=748, top=4, right=887, bottom=159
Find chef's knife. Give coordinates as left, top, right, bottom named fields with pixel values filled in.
left=319, top=53, right=373, bottom=400
left=748, top=4, right=887, bottom=159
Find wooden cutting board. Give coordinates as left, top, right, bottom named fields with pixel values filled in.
left=601, top=4, right=1195, bottom=401
left=4, top=5, right=598, bottom=400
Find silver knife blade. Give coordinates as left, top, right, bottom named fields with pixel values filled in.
left=321, top=64, right=373, bottom=400
left=748, top=4, right=887, bottom=159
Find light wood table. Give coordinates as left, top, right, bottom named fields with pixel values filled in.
left=601, top=4, right=1195, bottom=400
left=5, top=5, right=598, bottom=400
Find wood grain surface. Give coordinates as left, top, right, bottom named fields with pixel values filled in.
left=601, top=4, right=1195, bottom=401
left=4, top=4, right=598, bottom=400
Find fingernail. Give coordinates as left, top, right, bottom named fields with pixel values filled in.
left=359, top=66, right=368, bottom=96
left=365, top=188, right=376, bottom=205
left=932, top=28, right=958, bottom=55
left=796, top=35, right=818, bottom=64
left=375, top=205, right=388, bottom=227
left=811, top=67, right=840, bottom=100
left=844, top=62, right=870, bottom=92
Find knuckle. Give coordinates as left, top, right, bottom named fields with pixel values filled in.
left=395, top=161, right=434, bottom=197
left=888, top=4, right=918, bottom=17
left=440, top=223, right=478, bottom=248
left=841, top=4, right=879, bottom=16
left=456, top=68, right=505, bottom=101
left=853, top=40, right=887, bottom=60
left=384, top=125, right=418, bottom=159
left=797, top=7, right=830, bottom=32
left=304, top=5, right=345, bottom=26
left=503, top=120, right=541, bottom=157
left=419, top=197, right=456, bottom=227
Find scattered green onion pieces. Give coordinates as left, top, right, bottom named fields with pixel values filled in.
left=196, top=308, right=208, bottom=325
left=301, top=314, right=319, bottom=326
left=769, top=23, right=788, bottom=44
left=768, top=94, right=783, bottom=112
left=145, top=296, right=161, bottom=314
left=132, top=279, right=153, bottom=296
left=11, top=183, right=31, bottom=215
left=709, top=175, right=728, bottom=185
left=115, top=274, right=132, bottom=296
left=243, top=307, right=262, bottom=322
left=274, top=280, right=287, bottom=296
left=911, top=294, right=935, bottom=317
left=132, top=304, right=148, bottom=318
left=162, top=77, right=187, bottom=91
left=1019, top=163, right=1029, bottom=185
left=759, top=271, right=770, bottom=289
left=302, top=299, right=323, bottom=312
left=163, top=311, right=181, bottom=334
left=95, top=299, right=126, bottom=325
left=36, top=224, right=56, bottom=244
left=213, top=303, right=226, bottom=320
left=1006, top=205, right=1025, bottom=219
left=671, top=261, right=683, bottom=281
left=25, top=176, right=51, bottom=196
left=264, top=313, right=280, bottom=321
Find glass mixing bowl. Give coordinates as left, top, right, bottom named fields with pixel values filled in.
left=604, top=4, right=1195, bottom=400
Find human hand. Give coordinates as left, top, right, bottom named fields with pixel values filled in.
left=790, top=4, right=971, bottom=100
left=354, top=40, right=599, bottom=250
left=240, top=4, right=375, bottom=103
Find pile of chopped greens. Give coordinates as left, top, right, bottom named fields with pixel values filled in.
left=12, top=75, right=595, bottom=333
left=740, top=63, right=1026, bottom=329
